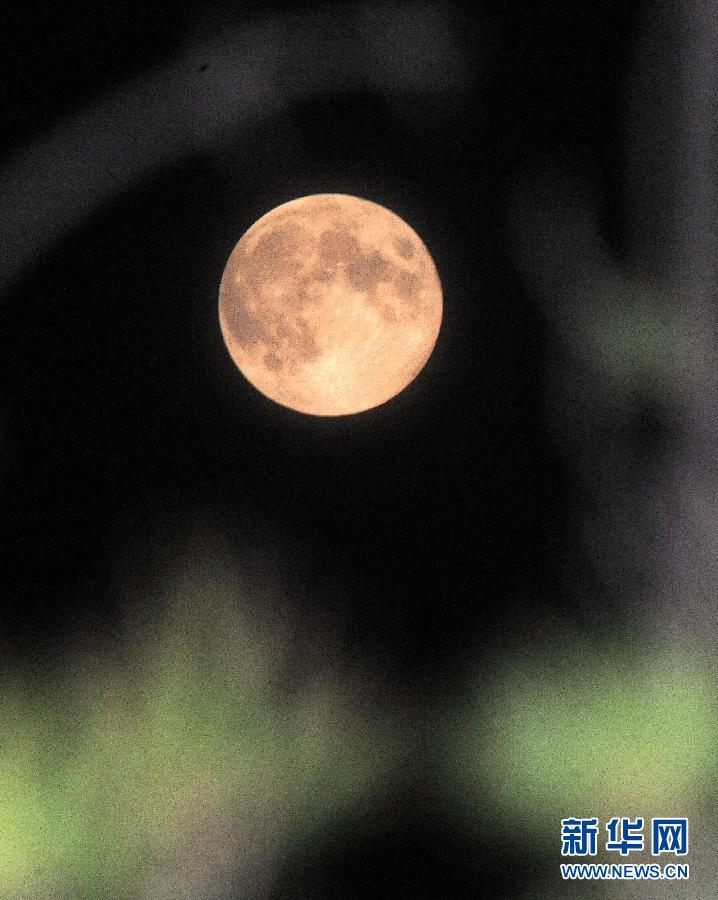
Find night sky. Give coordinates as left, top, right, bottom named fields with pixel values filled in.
left=2, top=1, right=639, bottom=894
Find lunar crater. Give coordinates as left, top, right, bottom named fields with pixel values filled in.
left=263, top=352, right=283, bottom=371
left=394, top=237, right=415, bottom=259
left=396, top=271, right=421, bottom=302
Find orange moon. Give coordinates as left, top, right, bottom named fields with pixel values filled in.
left=218, top=194, right=443, bottom=416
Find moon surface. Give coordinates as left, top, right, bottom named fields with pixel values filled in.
left=218, top=193, right=443, bottom=416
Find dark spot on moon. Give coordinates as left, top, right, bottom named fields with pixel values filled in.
left=292, top=316, right=321, bottom=362
left=296, top=279, right=317, bottom=309
left=318, top=228, right=361, bottom=267
left=264, top=352, right=283, bottom=371
left=377, top=302, right=397, bottom=323
left=223, top=279, right=321, bottom=365
left=346, top=249, right=392, bottom=292
left=222, top=285, right=267, bottom=348
left=276, top=322, right=292, bottom=340
left=394, top=237, right=414, bottom=259
left=245, top=225, right=305, bottom=282
left=396, top=271, right=421, bottom=301
left=313, top=267, right=335, bottom=283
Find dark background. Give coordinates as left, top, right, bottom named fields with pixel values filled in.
left=1, top=1, right=637, bottom=895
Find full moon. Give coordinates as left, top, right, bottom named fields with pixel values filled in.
left=218, top=193, right=443, bottom=416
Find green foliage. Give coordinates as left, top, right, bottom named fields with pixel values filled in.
left=448, top=638, right=718, bottom=849
left=0, top=561, right=397, bottom=898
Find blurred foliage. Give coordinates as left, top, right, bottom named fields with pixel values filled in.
left=2, top=550, right=715, bottom=896
left=0, top=552, right=400, bottom=898
left=589, top=284, right=711, bottom=402
left=447, top=634, right=718, bottom=851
